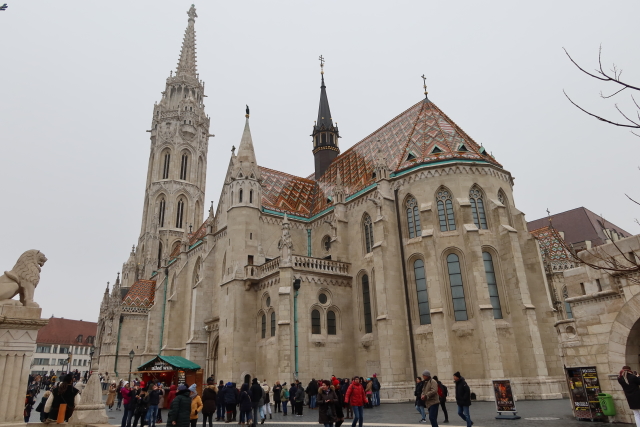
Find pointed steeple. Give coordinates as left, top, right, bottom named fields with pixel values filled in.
left=312, top=56, right=340, bottom=180
left=175, top=5, right=198, bottom=78
left=237, top=105, right=257, bottom=165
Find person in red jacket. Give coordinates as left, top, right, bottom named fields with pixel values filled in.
left=344, top=377, right=367, bottom=427
left=166, top=385, right=178, bottom=410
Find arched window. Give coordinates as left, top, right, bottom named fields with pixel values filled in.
left=261, top=314, right=266, bottom=339
left=239, top=189, right=243, bottom=203
left=176, top=199, right=185, bottom=228
left=162, top=152, right=171, bottom=179
left=327, top=311, right=337, bottom=335
left=249, top=190, right=253, bottom=204
left=414, top=259, right=431, bottom=324
left=469, top=187, right=487, bottom=229
left=270, top=312, right=276, bottom=337
left=311, top=310, right=321, bottom=334
left=159, top=198, right=166, bottom=227
left=363, top=215, right=374, bottom=254
left=436, top=189, right=456, bottom=231
left=563, top=287, right=573, bottom=319
left=406, top=197, right=421, bottom=238
left=447, top=253, right=468, bottom=321
left=362, top=275, right=373, bottom=333
left=180, top=154, right=188, bottom=180
left=482, top=252, right=502, bottom=319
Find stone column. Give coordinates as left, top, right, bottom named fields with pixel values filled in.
left=0, top=306, right=48, bottom=427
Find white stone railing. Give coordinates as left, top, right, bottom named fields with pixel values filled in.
left=245, top=257, right=281, bottom=281
left=292, top=256, right=350, bottom=275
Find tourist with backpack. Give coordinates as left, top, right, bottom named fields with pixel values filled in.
left=433, top=376, right=448, bottom=424
left=371, top=375, right=381, bottom=407
left=280, top=383, right=290, bottom=416
left=420, top=370, right=439, bottom=427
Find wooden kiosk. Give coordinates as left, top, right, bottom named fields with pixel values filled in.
left=136, top=355, right=203, bottom=395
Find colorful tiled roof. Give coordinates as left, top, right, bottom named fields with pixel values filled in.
left=122, top=280, right=156, bottom=308
left=259, top=98, right=501, bottom=218
left=36, top=317, right=97, bottom=346
left=531, top=226, right=577, bottom=273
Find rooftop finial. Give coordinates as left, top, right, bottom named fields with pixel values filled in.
left=187, top=4, right=197, bottom=21
left=319, top=55, right=325, bottom=75
left=245, top=104, right=250, bottom=118
left=175, top=5, right=198, bottom=78
left=421, top=74, right=428, bottom=98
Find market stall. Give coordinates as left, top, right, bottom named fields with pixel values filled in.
left=135, top=355, right=203, bottom=395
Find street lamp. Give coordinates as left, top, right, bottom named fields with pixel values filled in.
left=128, top=350, right=135, bottom=383
left=89, top=345, right=95, bottom=376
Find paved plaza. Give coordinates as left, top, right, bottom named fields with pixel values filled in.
left=93, top=398, right=607, bottom=427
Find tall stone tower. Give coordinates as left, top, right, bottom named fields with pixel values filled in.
left=312, top=57, right=340, bottom=180
left=138, top=4, right=210, bottom=277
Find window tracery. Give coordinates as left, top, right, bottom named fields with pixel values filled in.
left=406, top=197, right=422, bottom=238
left=469, top=187, right=487, bottom=229
left=363, top=215, right=374, bottom=254
left=436, top=189, right=456, bottom=231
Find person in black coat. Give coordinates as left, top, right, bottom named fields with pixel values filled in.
left=238, top=383, right=253, bottom=426
left=216, top=381, right=225, bottom=421
left=453, top=372, right=471, bottom=427
left=272, top=381, right=283, bottom=413
left=222, top=382, right=237, bottom=423
left=306, top=379, right=319, bottom=409
left=618, top=366, right=640, bottom=425
left=250, top=378, right=264, bottom=425
left=414, top=377, right=426, bottom=423
left=433, top=376, right=449, bottom=423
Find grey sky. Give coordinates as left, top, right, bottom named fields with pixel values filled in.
left=1, top=1, right=638, bottom=322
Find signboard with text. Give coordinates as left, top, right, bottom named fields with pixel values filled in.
left=492, top=379, right=517, bottom=412
left=565, top=366, right=603, bottom=420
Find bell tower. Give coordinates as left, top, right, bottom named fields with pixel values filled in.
left=137, top=4, right=211, bottom=276
left=312, top=55, right=340, bottom=180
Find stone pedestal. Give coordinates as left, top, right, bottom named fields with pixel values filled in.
left=0, top=305, right=48, bottom=427
left=68, top=372, right=108, bottom=425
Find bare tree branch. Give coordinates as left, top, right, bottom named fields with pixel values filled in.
left=563, top=90, right=640, bottom=128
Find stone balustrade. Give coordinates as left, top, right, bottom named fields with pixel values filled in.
left=292, top=255, right=350, bottom=275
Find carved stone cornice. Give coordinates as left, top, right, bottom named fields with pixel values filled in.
left=0, top=316, right=49, bottom=330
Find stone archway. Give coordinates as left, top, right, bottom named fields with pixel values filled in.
left=607, top=293, right=640, bottom=373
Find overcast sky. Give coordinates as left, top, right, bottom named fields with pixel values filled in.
left=1, top=1, right=639, bottom=322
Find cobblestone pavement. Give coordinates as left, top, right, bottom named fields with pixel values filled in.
left=94, top=399, right=610, bottom=427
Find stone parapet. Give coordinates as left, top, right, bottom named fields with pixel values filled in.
left=0, top=305, right=49, bottom=426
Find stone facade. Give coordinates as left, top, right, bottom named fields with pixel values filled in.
left=96, top=6, right=567, bottom=401
left=557, top=235, right=640, bottom=423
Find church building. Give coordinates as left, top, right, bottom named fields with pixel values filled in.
left=96, top=5, right=567, bottom=400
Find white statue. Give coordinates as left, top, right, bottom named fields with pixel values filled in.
left=0, top=249, right=47, bottom=307
left=278, top=214, right=294, bottom=264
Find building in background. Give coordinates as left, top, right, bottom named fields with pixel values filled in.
left=31, top=317, right=97, bottom=377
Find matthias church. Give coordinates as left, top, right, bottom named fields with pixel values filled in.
left=96, top=5, right=567, bottom=400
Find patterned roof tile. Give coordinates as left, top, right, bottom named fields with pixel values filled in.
left=122, top=280, right=156, bottom=308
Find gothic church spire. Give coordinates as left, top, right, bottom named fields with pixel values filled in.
left=176, top=5, right=198, bottom=78
left=312, top=55, right=340, bottom=180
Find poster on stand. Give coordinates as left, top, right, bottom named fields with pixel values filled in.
left=565, top=366, right=603, bottom=420
left=492, top=380, right=517, bottom=412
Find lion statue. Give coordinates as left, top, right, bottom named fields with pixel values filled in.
left=0, top=250, right=47, bottom=307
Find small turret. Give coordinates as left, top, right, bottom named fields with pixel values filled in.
left=312, top=56, right=340, bottom=180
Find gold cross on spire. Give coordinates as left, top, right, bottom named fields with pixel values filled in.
left=421, top=74, right=428, bottom=97
left=319, top=55, right=325, bottom=75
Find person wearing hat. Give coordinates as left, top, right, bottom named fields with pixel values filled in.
left=168, top=384, right=191, bottom=427
left=189, top=384, right=203, bottom=427
left=107, top=380, right=118, bottom=410
left=250, top=378, right=265, bottom=425
left=618, top=365, right=640, bottom=425
left=222, top=382, right=237, bottom=423
left=280, top=382, right=290, bottom=416
left=420, top=370, right=439, bottom=427
left=453, top=372, right=471, bottom=427
left=371, top=375, right=381, bottom=407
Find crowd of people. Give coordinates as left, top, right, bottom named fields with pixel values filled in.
left=24, top=369, right=85, bottom=422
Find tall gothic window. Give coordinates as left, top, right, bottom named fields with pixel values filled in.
left=261, top=314, right=266, bottom=339
left=406, top=197, right=421, bottom=238
left=311, top=310, right=321, bottom=334
left=270, top=312, right=276, bottom=337
left=469, top=187, right=487, bottom=229
left=162, top=153, right=171, bottom=179
left=362, top=274, right=373, bottom=333
left=563, top=287, right=573, bottom=319
left=159, top=199, right=165, bottom=227
left=157, top=242, right=163, bottom=268
left=414, top=259, right=431, bottom=325
left=327, top=311, right=336, bottom=335
left=176, top=199, right=185, bottom=228
left=249, top=190, right=253, bottom=204
left=482, top=252, right=503, bottom=319
left=447, top=253, right=468, bottom=321
left=363, top=214, right=374, bottom=254
left=436, top=189, right=456, bottom=231
left=180, top=154, right=188, bottom=180
left=239, top=189, right=243, bottom=203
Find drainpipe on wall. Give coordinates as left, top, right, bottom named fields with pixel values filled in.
left=114, top=315, right=123, bottom=378
left=159, top=266, right=169, bottom=355
left=293, top=278, right=301, bottom=380
left=393, top=188, right=418, bottom=378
